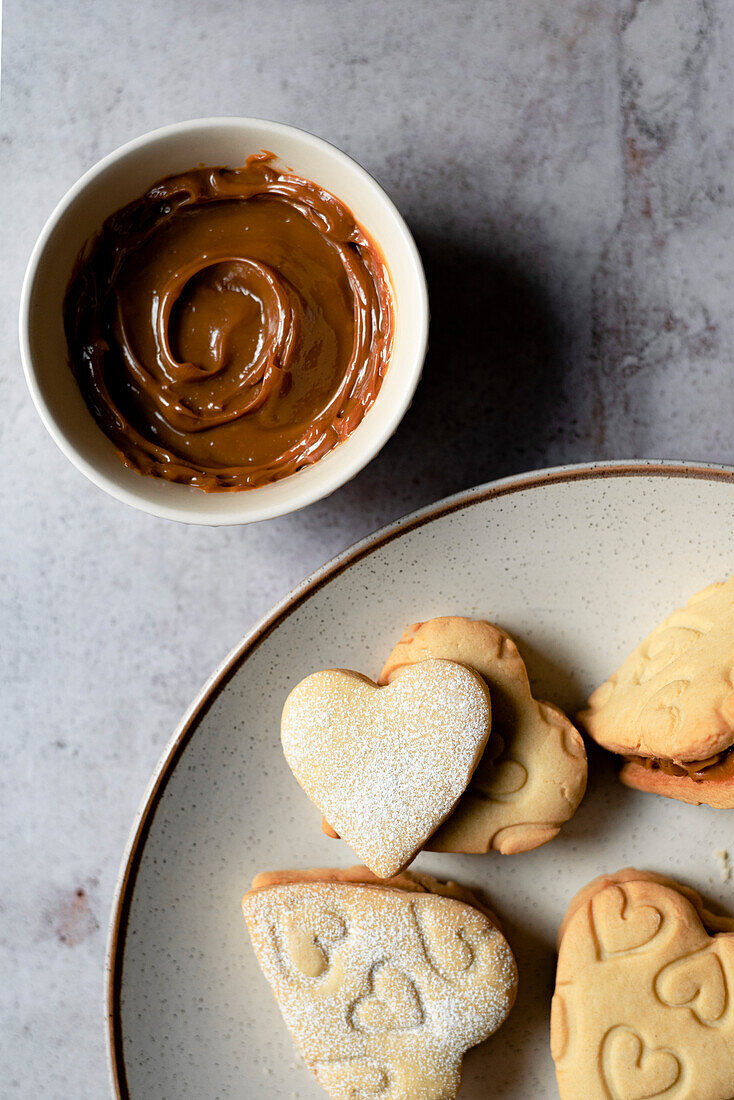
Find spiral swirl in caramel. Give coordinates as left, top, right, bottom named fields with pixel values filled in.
left=64, top=154, right=394, bottom=491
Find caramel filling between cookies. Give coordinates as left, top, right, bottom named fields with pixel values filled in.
left=621, top=745, right=734, bottom=782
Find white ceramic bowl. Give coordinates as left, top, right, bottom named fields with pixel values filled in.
left=19, top=118, right=428, bottom=525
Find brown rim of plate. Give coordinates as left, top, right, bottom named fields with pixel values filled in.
left=106, top=459, right=734, bottom=1098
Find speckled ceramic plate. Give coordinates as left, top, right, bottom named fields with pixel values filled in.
left=108, top=461, right=734, bottom=1100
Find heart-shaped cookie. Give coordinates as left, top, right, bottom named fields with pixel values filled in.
left=281, top=659, right=492, bottom=877
left=552, top=869, right=734, bottom=1100
left=242, top=869, right=517, bottom=1100
left=580, top=575, right=734, bottom=808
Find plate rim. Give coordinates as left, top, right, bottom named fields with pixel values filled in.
left=106, top=457, right=734, bottom=1098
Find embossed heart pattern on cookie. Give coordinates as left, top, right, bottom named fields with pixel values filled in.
left=242, top=868, right=518, bottom=1100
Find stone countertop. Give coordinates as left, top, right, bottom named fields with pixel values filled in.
left=2, top=1, right=733, bottom=1095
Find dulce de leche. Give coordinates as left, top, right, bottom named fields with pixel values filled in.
left=63, top=154, right=394, bottom=491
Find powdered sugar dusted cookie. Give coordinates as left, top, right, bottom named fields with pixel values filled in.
left=552, top=869, right=734, bottom=1100
left=281, top=659, right=492, bottom=877
left=580, top=574, right=734, bottom=809
left=242, top=867, right=517, bottom=1099
left=363, top=617, right=587, bottom=855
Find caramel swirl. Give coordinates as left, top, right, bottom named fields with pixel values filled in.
left=64, top=154, right=394, bottom=490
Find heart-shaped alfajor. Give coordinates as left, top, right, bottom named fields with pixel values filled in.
left=579, top=574, right=734, bottom=808
left=281, top=659, right=492, bottom=877
left=242, top=867, right=517, bottom=1099
left=325, top=617, right=587, bottom=855
left=551, top=868, right=734, bottom=1100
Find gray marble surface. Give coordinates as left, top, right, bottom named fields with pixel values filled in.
left=2, top=1, right=734, bottom=1096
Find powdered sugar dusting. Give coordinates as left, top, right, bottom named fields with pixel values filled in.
left=242, top=879, right=517, bottom=1098
left=281, top=660, right=492, bottom=876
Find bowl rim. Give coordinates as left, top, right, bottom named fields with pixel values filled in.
left=105, top=456, right=734, bottom=1098
left=18, top=115, right=429, bottom=525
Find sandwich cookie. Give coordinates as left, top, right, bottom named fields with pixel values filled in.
left=580, top=575, right=734, bottom=808
left=242, top=866, right=518, bottom=1099
left=281, top=658, right=492, bottom=877
left=281, top=660, right=493, bottom=875
left=325, top=618, right=587, bottom=855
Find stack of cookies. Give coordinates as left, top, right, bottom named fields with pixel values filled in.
left=285, top=616, right=589, bottom=874
left=241, top=582, right=734, bottom=1100
left=580, top=574, right=734, bottom=809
